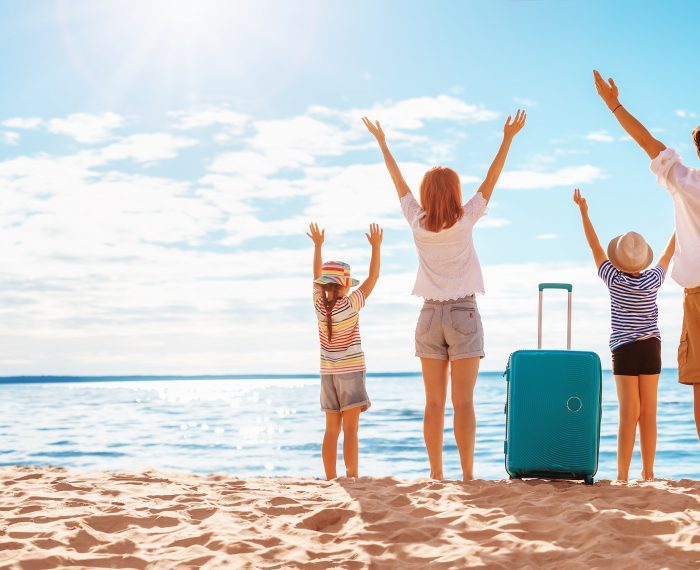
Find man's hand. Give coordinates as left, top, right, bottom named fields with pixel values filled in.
left=593, top=69, right=620, bottom=111
left=306, top=222, right=325, bottom=246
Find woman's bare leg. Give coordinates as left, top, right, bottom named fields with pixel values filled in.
left=638, top=374, right=659, bottom=480
left=615, top=375, right=641, bottom=482
left=341, top=407, right=362, bottom=477
left=322, top=412, right=342, bottom=480
left=450, top=357, right=480, bottom=481
left=421, top=357, right=449, bottom=479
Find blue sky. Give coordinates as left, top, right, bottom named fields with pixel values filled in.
left=0, top=0, right=698, bottom=374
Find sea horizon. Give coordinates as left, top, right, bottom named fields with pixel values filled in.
left=0, top=367, right=684, bottom=384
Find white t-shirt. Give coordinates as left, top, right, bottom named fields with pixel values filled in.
left=400, top=191, right=488, bottom=300
left=650, top=148, right=700, bottom=288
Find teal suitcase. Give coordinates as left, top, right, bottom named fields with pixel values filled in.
left=504, top=283, right=602, bottom=485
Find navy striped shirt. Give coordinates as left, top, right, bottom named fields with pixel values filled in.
left=598, top=260, right=665, bottom=351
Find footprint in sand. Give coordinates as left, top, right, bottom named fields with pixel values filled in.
left=84, top=513, right=180, bottom=533
left=67, top=529, right=106, bottom=553
left=296, top=507, right=355, bottom=533
left=187, top=506, right=217, bottom=522
left=166, top=532, right=213, bottom=548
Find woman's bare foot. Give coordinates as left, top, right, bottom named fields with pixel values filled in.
left=430, top=470, right=443, bottom=480
left=641, top=470, right=654, bottom=481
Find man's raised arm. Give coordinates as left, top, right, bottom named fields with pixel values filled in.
left=593, top=69, right=666, bottom=160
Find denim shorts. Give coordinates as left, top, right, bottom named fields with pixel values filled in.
left=320, top=371, right=371, bottom=413
left=415, top=295, right=485, bottom=361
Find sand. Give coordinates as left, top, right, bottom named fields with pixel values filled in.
left=0, top=467, right=698, bottom=569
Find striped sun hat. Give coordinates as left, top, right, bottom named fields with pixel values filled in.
left=314, top=261, right=359, bottom=287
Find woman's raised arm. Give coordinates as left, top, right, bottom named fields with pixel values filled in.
left=477, top=110, right=526, bottom=204
left=362, top=117, right=411, bottom=200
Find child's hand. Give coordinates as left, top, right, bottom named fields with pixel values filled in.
left=306, top=222, right=325, bottom=246
left=365, top=223, right=383, bottom=248
left=362, top=117, right=386, bottom=145
left=503, top=109, right=526, bottom=140
left=573, top=188, right=588, bottom=215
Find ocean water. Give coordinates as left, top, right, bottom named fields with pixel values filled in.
left=0, top=370, right=698, bottom=480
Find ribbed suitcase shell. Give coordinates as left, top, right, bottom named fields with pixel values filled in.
left=504, top=284, right=602, bottom=484
left=505, top=350, right=602, bottom=483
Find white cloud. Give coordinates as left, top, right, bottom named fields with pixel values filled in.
left=47, top=112, right=125, bottom=143
left=675, top=109, right=698, bottom=119
left=171, top=106, right=249, bottom=132
left=2, top=131, right=19, bottom=145
left=95, top=133, right=198, bottom=164
left=2, top=117, right=42, bottom=129
left=476, top=218, right=510, bottom=229
left=0, top=94, right=614, bottom=374
left=585, top=130, right=615, bottom=143
left=514, top=96, right=537, bottom=107
left=498, top=165, right=604, bottom=190
left=345, top=94, right=499, bottom=131
left=537, top=233, right=558, bottom=240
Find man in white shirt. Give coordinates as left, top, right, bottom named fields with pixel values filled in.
left=594, top=69, right=700, bottom=440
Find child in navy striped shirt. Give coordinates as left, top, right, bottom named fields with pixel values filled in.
left=573, top=188, right=675, bottom=482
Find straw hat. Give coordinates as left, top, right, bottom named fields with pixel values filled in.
left=314, top=261, right=359, bottom=287
left=607, top=231, right=653, bottom=274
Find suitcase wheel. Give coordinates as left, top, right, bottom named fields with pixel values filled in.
left=584, top=475, right=594, bottom=486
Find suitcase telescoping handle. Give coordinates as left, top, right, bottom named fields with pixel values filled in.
left=537, top=283, right=573, bottom=350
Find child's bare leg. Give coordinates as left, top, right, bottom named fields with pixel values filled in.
left=615, top=375, right=640, bottom=482
left=323, top=412, right=342, bottom=479
left=341, top=407, right=362, bottom=477
left=638, top=374, right=659, bottom=480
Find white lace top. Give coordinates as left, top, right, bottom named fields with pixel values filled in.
left=400, top=191, right=488, bottom=301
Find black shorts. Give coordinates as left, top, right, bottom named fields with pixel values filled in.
left=611, top=337, right=662, bottom=376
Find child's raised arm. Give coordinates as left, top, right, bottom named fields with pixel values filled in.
left=362, top=117, right=411, bottom=201
left=358, top=223, right=383, bottom=299
left=477, top=109, right=526, bottom=204
left=657, top=232, right=676, bottom=273
left=573, top=188, right=607, bottom=269
left=306, top=222, right=324, bottom=280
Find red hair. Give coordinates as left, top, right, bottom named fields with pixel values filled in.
left=419, top=166, right=463, bottom=232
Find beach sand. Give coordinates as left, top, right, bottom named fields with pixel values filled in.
left=0, top=466, right=698, bottom=569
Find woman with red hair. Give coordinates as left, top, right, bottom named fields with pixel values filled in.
left=363, top=111, right=526, bottom=480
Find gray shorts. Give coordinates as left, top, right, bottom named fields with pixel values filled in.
left=415, top=295, right=485, bottom=361
left=320, top=371, right=371, bottom=414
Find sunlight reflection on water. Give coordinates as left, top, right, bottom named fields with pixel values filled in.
left=0, top=372, right=698, bottom=480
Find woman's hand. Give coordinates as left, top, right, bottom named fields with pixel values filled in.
left=593, top=70, right=620, bottom=111
left=503, top=109, right=526, bottom=140
left=362, top=117, right=386, bottom=145
left=365, top=223, right=383, bottom=248
left=573, top=187, right=588, bottom=215
left=306, top=222, right=325, bottom=246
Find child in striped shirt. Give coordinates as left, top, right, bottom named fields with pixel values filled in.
left=573, top=188, right=675, bottom=482
left=306, top=222, right=382, bottom=479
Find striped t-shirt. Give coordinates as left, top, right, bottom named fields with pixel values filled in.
left=313, top=286, right=366, bottom=375
left=598, top=260, right=665, bottom=350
